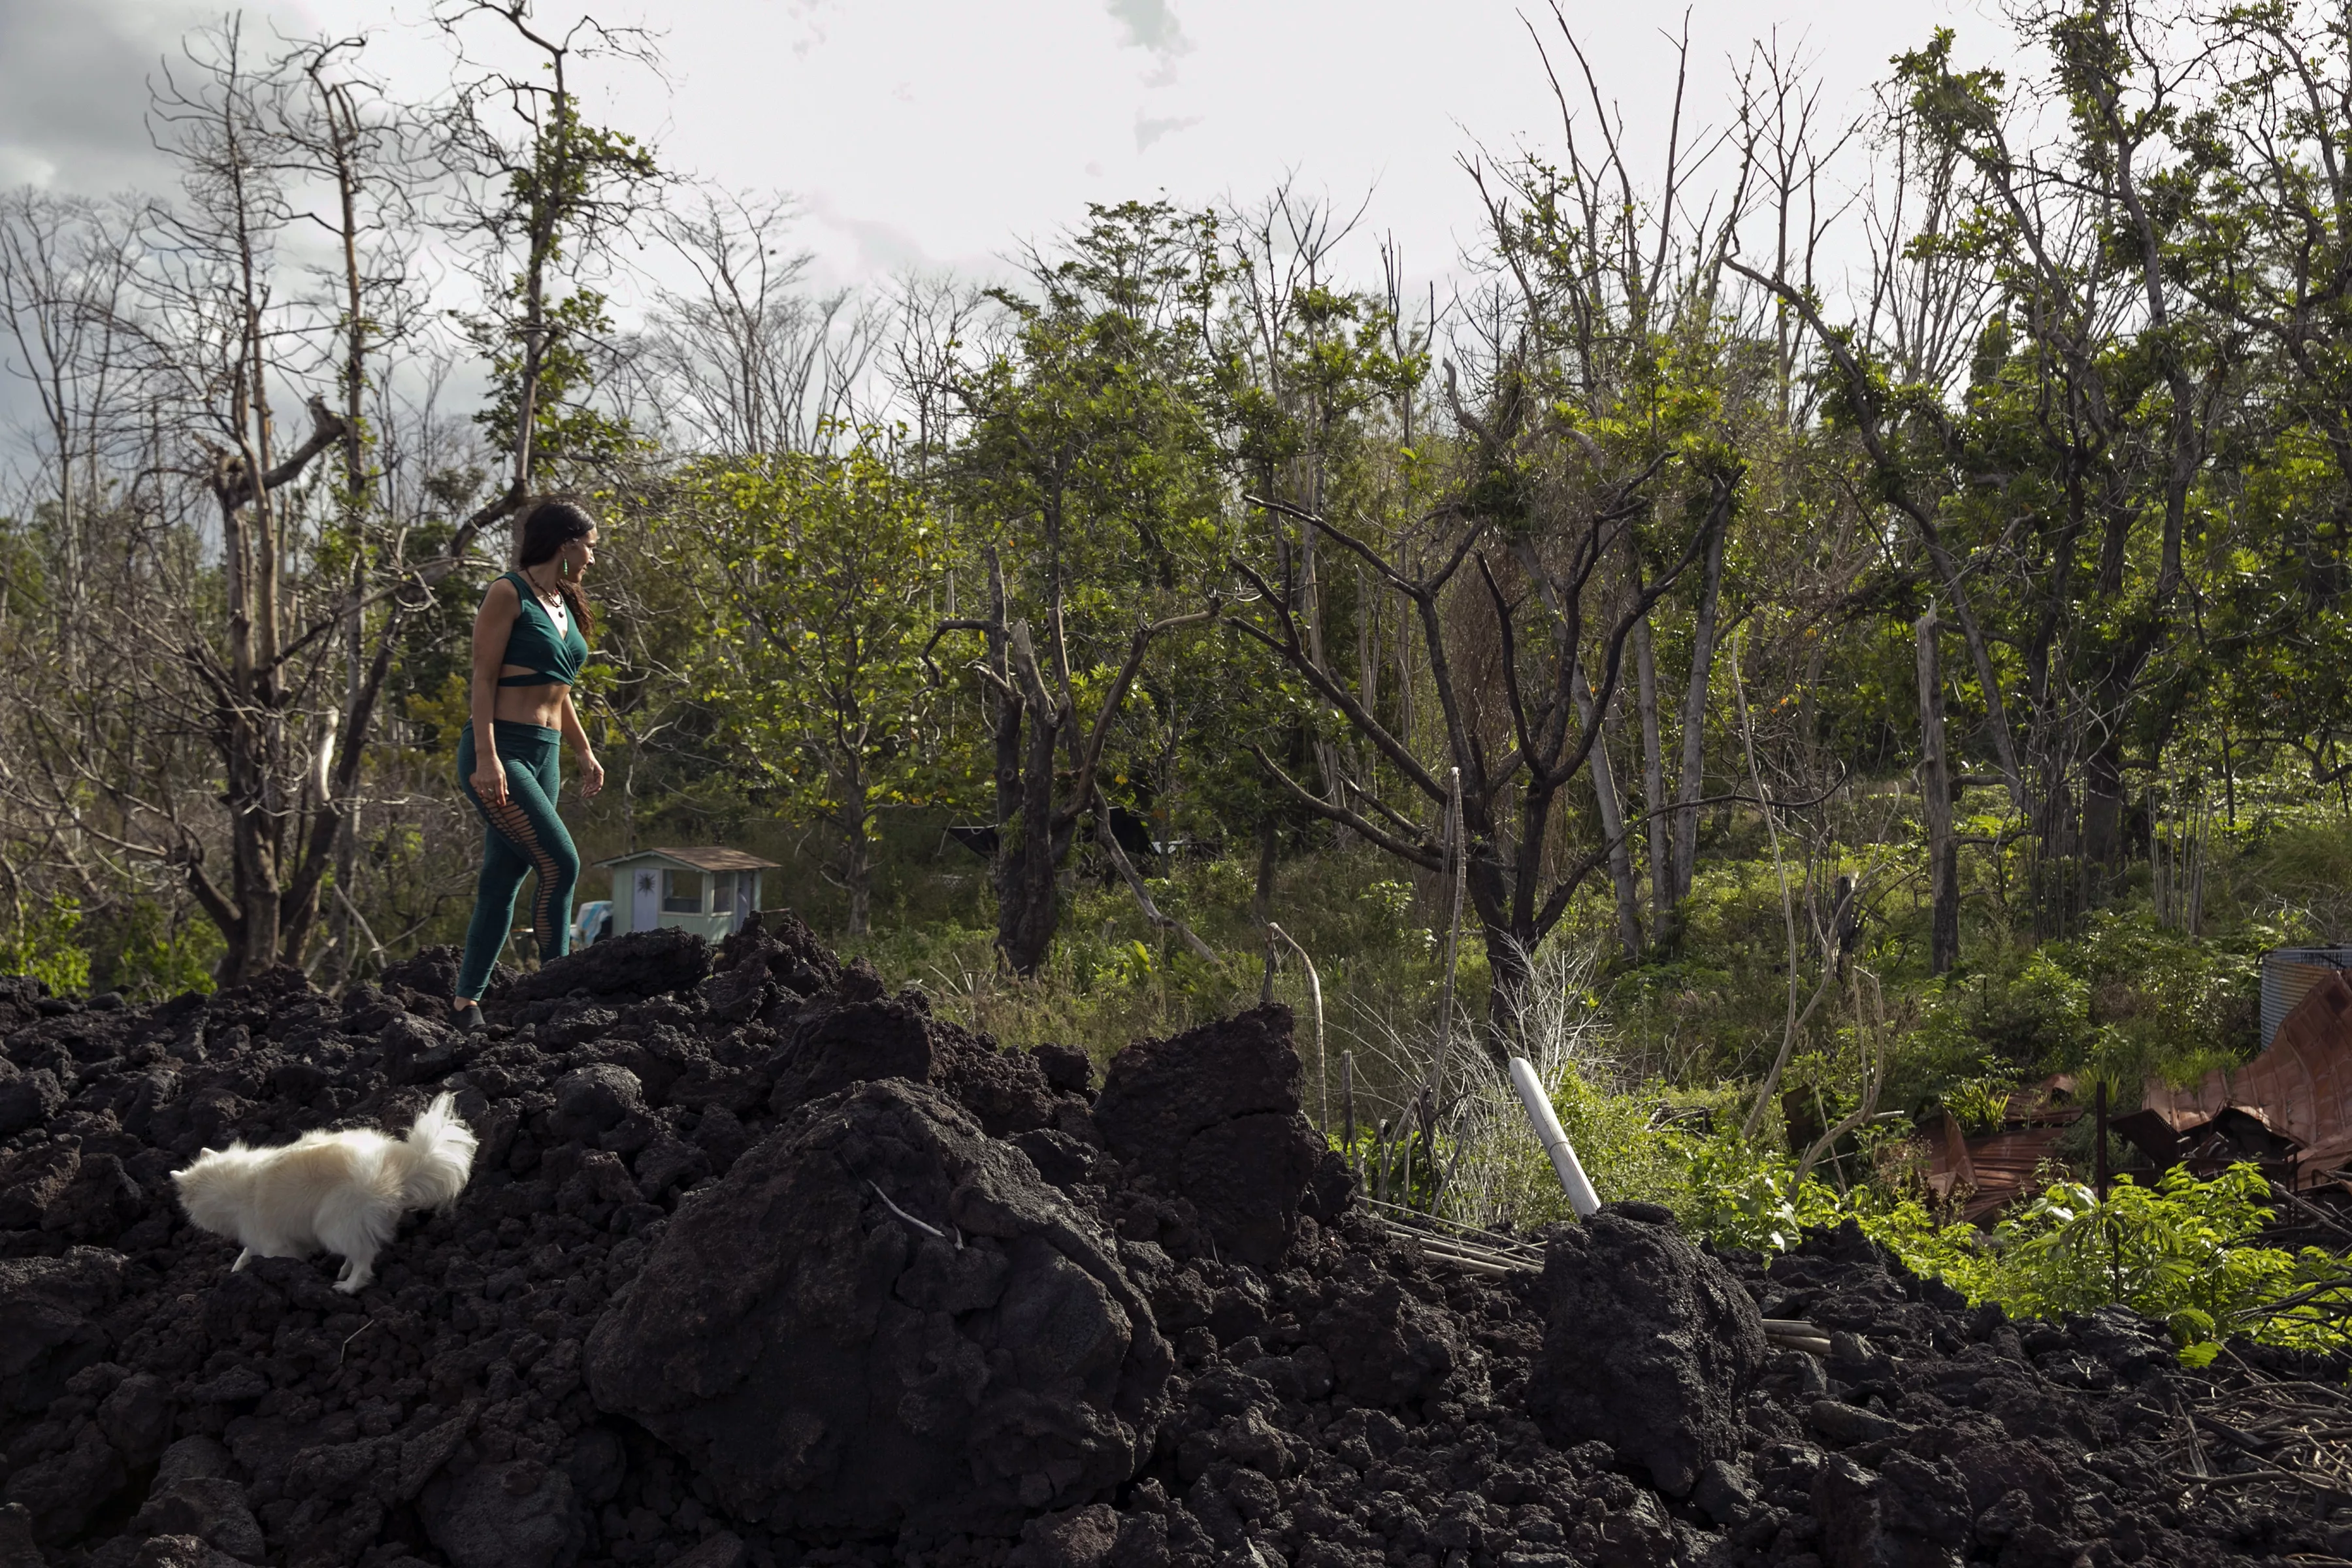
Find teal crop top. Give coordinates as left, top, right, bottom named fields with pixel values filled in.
left=493, top=570, right=589, bottom=687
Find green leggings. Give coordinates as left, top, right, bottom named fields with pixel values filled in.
left=456, top=721, right=579, bottom=1000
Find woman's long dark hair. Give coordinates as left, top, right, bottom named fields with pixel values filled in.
left=515, top=497, right=596, bottom=636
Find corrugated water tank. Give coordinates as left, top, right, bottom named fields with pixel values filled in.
left=2263, top=947, right=2352, bottom=1045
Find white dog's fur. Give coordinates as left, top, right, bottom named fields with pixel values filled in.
left=171, top=1093, right=477, bottom=1293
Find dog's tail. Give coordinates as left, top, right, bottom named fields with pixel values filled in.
left=387, top=1092, right=478, bottom=1211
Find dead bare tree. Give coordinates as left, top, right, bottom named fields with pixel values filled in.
left=638, top=191, right=878, bottom=457
left=1236, top=457, right=1725, bottom=1036
left=0, top=14, right=627, bottom=983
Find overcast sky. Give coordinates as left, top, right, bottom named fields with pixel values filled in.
left=3, top=0, right=1991, bottom=301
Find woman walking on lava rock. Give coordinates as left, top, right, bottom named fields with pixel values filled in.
left=451, top=497, right=605, bottom=1028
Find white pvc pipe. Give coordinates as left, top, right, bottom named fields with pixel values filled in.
left=1508, top=1056, right=1601, bottom=1217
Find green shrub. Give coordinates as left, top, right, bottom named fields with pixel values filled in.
left=1675, top=1149, right=2352, bottom=1362
left=2238, top=820, right=2352, bottom=939
left=86, top=899, right=220, bottom=1002
left=1912, top=948, right=2092, bottom=1082
left=0, top=894, right=91, bottom=996
left=1941, top=1075, right=2014, bottom=1134
left=2072, top=909, right=2270, bottom=1088
left=1949, top=1167, right=2324, bottom=1360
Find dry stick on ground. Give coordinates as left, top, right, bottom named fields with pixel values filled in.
left=2164, top=1356, right=2352, bottom=1516
left=1267, top=922, right=1327, bottom=1130
left=1092, top=786, right=1219, bottom=968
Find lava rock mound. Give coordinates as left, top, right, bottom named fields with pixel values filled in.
left=586, top=1077, right=1170, bottom=1541
left=1093, top=1005, right=1325, bottom=1267
left=3, top=910, right=2343, bottom=1568
left=1528, top=1201, right=1770, bottom=1496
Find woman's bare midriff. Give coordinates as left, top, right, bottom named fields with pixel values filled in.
left=493, top=667, right=570, bottom=727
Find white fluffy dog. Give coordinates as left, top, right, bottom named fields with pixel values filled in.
left=172, top=1093, right=478, bottom=1293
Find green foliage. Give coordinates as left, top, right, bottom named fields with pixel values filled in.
left=1679, top=1139, right=1844, bottom=1254
left=1331, top=1126, right=1448, bottom=1212
left=2232, top=822, right=2352, bottom=946
left=1911, top=949, right=2092, bottom=1085
left=1546, top=1070, right=1711, bottom=1216
left=2072, top=909, right=2271, bottom=1087
left=0, top=894, right=90, bottom=996
left=1954, top=1169, right=2328, bottom=1358
left=84, top=899, right=220, bottom=1003
left=1674, top=1149, right=2352, bottom=1362
left=461, top=85, right=661, bottom=479
left=685, top=438, right=955, bottom=926
left=468, top=287, right=640, bottom=469
left=1942, top=1076, right=2013, bottom=1135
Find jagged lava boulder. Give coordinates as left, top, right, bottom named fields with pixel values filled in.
left=495, top=926, right=712, bottom=1007
left=1092, top=1005, right=1324, bottom=1267
left=1528, top=1201, right=1770, bottom=1496
left=584, top=1077, right=1172, bottom=1541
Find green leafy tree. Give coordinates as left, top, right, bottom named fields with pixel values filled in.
left=692, top=440, right=951, bottom=936
left=939, top=201, right=1230, bottom=974
left=438, top=1, right=659, bottom=487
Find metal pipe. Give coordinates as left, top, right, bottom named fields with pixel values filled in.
left=1507, top=1056, right=1601, bottom=1217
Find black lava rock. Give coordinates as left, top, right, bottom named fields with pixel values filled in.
left=1527, top=1206, right=1769, bottom=1495
left=0, top=921, right=2302, bottom=1568
left=585, top=1077, right=1171, bottom=1539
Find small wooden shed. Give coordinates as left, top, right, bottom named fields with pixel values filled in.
left=596, top=847, right=778, bottom=941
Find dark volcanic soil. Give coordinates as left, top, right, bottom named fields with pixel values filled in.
left=0, top=917, right=2335, bottom=1568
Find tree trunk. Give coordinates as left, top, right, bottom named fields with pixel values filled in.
left=982, top=558, right=1056, bottom=975
left=843, top=826, right=873, bottom=939
left=2081, top=727, right=2127, bottom=883
left=1574, top=660, right=1642, bottom=960
left=331, top=72, right=368, bottom=984
left=1668, top=510, right=1730, bottom=908
left=1482, top=920, right=1535, bottom=1044
left=1918, top=608, right=1959, bottom=975
left=1252, top=817, right=1279, bottom=924
left=1633, top=612, right=1669, bottom=933
left=994, top=685, right=1065, bottom=975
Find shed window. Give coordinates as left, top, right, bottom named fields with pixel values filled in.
left=710, top=871, right=738, bottom=911
left=662, top=869, right=704, bottom=913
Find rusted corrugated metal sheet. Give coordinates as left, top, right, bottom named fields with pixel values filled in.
left=2142, top=972, right=2352, bottom=1186
left=2263, top=947, right=2352, bottom=1045
left=1925, top=1076, right=2083, bottom=1223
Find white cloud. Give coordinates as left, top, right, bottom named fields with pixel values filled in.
left=806, top=197, right=932, bottom=274
left=1135, top=112, right=1201, bottom=153
left=1105, top=0, right=1190, bottom=56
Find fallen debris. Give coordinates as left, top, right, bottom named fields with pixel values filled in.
left=2133, top=972, right=2352, bottom=1188
left=1925, top=1076, right=2083, bottom=1224
left=1, top=921, right=2344, bottom=1567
